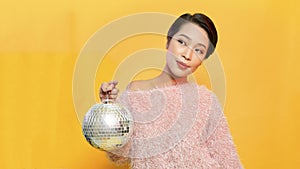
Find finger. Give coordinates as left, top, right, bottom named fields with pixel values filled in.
left=110, top=88, right=119, bottom=95
left=101, top=82, right=109, bottom=92
left=99, top=93, right=108, bottom=98
left=111, top=80, right=118, bottom=86
left=106, top=82, right=116, bottom=91
left=108, top=80, right=118, bottom=88
left=110, top=94, right=118, bottom=99
left=99, top=93, right=105, bottom=101
left=106, top=85, right=113, bottom=91
left=100, top=93, right=110, bottom=100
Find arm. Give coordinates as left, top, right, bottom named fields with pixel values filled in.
left=204, top=94, right=243, bottom=168
left=105, top=142, right=131, bottom=165
left=205, top=115, right=243, bottom=168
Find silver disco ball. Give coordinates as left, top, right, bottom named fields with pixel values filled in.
left=82, top=99, right=133, bottom=151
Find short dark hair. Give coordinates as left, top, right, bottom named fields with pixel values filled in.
left=167, top=13, right=218, bottom=59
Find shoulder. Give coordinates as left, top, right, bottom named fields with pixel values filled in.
left=195, top=85, right=225, bottom=141
left=196, top=84, right=222, bottom=113
left=116, top=80, right=148, bottom=105
left=196, top=84, right=214, bottom=98
left=126, top=80, right=154, bottom=91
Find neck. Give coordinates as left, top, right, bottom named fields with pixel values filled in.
left=152, top=66, right=188, bottom=87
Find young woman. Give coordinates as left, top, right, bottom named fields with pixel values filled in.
left=100, top=13, right=243, bottom=169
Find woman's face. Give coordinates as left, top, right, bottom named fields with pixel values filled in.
left=166, top=22, right=209, bottom=78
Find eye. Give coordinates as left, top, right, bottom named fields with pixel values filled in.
left=177, top=39, right=186, bottom=46
left=195, top=48, right=204, bottom=55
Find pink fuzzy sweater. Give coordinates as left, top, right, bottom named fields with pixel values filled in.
left=108, top=83, right=243, bottom=169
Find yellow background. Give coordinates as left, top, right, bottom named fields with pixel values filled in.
left=1, top=0, right=299, bottom=169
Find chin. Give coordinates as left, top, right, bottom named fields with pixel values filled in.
left=166, top=62, right=191, bottom=78
left=170, top=69, right=191, bottom=78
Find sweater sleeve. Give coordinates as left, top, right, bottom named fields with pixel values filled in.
left=204, top=93, right=243, bottom=169
left=105, top=142, right=131, bottom=165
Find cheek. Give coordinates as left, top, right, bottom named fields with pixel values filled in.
left=166, top=51, right=175, bottom=65
left=190, top=59, right=202, bottom=72
left=167, top=42, right=182, bottom=55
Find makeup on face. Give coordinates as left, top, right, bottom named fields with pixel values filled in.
left=165, top=22, right=209, bottom=78
left=176, top=60, right=190, bottom=70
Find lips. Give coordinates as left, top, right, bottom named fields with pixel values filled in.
left=176, top=61, right=190, bottom=70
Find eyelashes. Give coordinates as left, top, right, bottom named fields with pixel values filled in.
left=195, top=48, right=204, bottom=55
left=176, top=39, right=204, bottom=55
left=177, top=39, right=186, bottom=45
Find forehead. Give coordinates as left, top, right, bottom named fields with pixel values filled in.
left=174, top=22, right=209, bottom=45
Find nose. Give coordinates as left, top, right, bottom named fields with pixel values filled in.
left=181, top=47, right=192, bottom=61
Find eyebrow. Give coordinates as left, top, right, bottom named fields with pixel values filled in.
left=177, top=34, right=207, bottom=49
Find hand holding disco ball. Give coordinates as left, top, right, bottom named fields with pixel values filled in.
left=82, top=81, right=133, bottom=151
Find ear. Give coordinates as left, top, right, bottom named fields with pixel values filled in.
left=166, top=42, right=169, bottom=49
